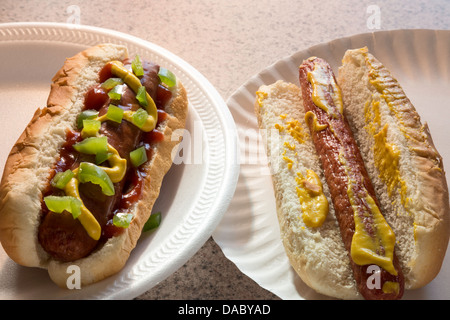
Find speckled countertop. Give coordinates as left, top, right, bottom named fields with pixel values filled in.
left=1, top=0, right=449, bottom=300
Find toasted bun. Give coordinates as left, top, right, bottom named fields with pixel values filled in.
left=338, top=47, right=450, bottom=289
left=255, top=80, right=360, bottom=299
left=255, top=48, right=449, bottom=299
left=0, top=44, right=188, bottom=287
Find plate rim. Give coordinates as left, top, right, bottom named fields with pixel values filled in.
left=230, top=28, right=449, bottom=100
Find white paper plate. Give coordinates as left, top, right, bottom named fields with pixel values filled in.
left=213, top=29, right=450, bottom=300
left=0, top=22, right=239, bottom=299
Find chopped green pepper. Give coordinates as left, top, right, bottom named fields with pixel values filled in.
left=136, top=86, right=148, bottom=107
left=73, top=136, right=108, bottom=155
left=109, top=60, right=158, bottom=131
left=106, top=104, right=124, bottom=123
left=131, top=55, right=144, bottom=77
left=158, top=68, right=176, bottom=88
left=44, top=195, right=82, bottom=219
left=51, top=169, right=75, bottom=190
left=130, top=146, right=148, bottom=167
left=95, top=151, right=113, bottom=165
left=101, top=77, right=123, bottom=90
left=77, top=110, right=99, bottom=129
left=143, top=212, right=161, bottom=232
left=131, top=108, right=149, bottom=129
left=81, top=119, right=101, bottom=136
left=78, top=162, right=115, bottom=196
left=113, top=212, right=133, bottom=228
left=108, top=84, right=124, bottom=100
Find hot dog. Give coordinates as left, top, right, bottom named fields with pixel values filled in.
left=0, top=44, right=188, bottom=287
left=255, top=47, right=449, bottom=299
left=299, top=56, right=404, bottom=299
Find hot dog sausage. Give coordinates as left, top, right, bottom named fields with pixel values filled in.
left=298, top=57, right=404, bottom=299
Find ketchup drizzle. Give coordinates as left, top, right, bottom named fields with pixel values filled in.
left=45, top=62, right=172, bottom=241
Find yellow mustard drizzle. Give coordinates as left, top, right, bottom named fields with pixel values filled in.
left=255, top=90, right=268, bottom=107
left=64, top=171, right=101, bottom=240
left=108, top=60, right=158, bottom=132
left=283, top=156, right=294, bottom=170
left=363, top=45, right=440, bottom=210
left=63, top=143, right=127, bottom=240
left=350, top=192, right=398, bottom=275
left=274, top=123, right=284, bottom=132
left=98, top=144, right=127, bottom=183
left=295, top=169, right=329, bottom=228
left=373, top=124, right=407, bottom=205
left=363, top=80, right=409, bottom=209
left=339, top=152, right=397, bottom=276
left=283, top=141, right=295, bottom=150
left=286, top=119, right=307, bottom=144
left=382, top=281, right=400, bottom=295
left=364, top=99, right=381, bottom=127
left=273, top=120, right=307, bottom=143
left=305, top=111, right=328, bottom=132
left=256, top=85, right=328, bottom=228
left=307, top=61, right=344, bottom=117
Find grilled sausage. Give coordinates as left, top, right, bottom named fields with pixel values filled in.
left=298, top=57, right=404, bottom=299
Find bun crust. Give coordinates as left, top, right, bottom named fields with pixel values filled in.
left=255, top=48, right=449, bottom=299
left=255, top=80, right=360, bottom=299
left=0, top=44, right=188, bottom=287
left=338, top=47, right=450, bottom=289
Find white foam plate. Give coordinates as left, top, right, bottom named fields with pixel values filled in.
left=213, top=29, right=450, bottom=300
left=0, top=22, right=239, bottom=299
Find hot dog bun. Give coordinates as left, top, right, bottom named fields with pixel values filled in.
left=338, top=47, right=449, bottom=290
left=255, top=48, right=449, bottom=299
left=256, top=80, right=359, bottom=299
left=0, top=43, right=188, bottom=287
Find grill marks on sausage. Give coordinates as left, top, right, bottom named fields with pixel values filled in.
left=38, top=60, right=168, bottom=262
left=299, top=58, right=404, bottom=300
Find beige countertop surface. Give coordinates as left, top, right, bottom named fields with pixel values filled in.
left=1, top=0, right=449, bottom=300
